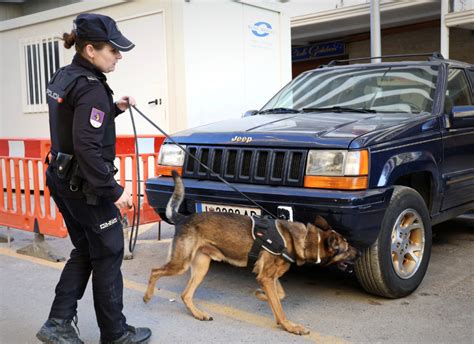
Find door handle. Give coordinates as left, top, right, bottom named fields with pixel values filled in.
left=148, top=99, right=162, bottom=105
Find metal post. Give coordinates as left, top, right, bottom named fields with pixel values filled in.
left=370, top=0, right=381, bottom=63
left=440, top=0, right=450, bottom=59
left=0, top=227, right=14, bottom=246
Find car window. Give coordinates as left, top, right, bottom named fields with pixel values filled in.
left=262, top=65, right=438, bottom=115
left=444, top=69, right=473, bottom=114
left=468, top=69, right=474, bottom=96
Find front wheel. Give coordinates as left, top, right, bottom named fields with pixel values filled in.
left=355, top=186, right=432, bottom=298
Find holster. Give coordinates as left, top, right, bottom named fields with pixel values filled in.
left=55, top=152, right=74, bottom=179
left=53, top=153, right=114, bottom=206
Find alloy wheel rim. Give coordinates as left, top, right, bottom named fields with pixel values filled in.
left=390, top=208, right=425, bottom=279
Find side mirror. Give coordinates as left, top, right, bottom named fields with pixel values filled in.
left=449, top=105, right=474, bottom=129
left=242, top=110, right=258, bottom=118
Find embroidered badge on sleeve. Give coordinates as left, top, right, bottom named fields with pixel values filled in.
left=90, top=107, right=105, bottom=128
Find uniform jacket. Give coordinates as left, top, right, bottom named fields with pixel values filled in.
left=47, top=54, right=124, bottom=201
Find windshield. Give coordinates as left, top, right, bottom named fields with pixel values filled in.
left=261, top=65, right=439, bottom=114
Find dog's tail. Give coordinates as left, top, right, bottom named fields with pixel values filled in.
left=165, top=170, right=185, bottom=224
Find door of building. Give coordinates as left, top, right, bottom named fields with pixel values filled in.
left=109, top=12, right=169, bottom=135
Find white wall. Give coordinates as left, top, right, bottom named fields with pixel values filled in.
left=182, top=0, right=292, bottom=128
left=0, top=0, right=292, bottom=138
left=1, top=20, right=66, bottom=138
left=0, top=33, right=3, bottom=134
left=0, top=1, right=180, bottom=138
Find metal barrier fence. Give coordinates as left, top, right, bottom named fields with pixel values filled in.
left=0, top=135, right=164, bottom=238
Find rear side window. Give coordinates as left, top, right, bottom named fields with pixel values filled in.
left=468, top=69, right=474, bottom=93
left=444, top=69, right=473, bottom=114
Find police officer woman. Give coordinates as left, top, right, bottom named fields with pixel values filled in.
left=36, top=13, right=152, bottom=344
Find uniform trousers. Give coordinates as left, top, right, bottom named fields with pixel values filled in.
left=46, top=166, right=127, bottom=341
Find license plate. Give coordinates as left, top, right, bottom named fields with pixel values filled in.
left=196, top=202, right=262, bottom=216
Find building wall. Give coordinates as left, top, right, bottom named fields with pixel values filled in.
left=449, top=28, right=474, bottom=63
left=0, top=34, right=3, bottom=133
left=0, top=1, right=183, bottom=138
left=0, top=1, right=290, bottom=138
left=182, top=0, right=291, bottom=128
left=347, top=23, right=474, bottom=63
left=0, top=4, right=23, bottom=20
left=21, top=0, right=81, bottom=16
left=0, top=0, right=81, bottom=20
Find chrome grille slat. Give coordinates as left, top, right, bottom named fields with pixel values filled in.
left=182, top=146, right=306, bottom=186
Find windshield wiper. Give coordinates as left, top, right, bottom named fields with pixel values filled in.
left=302, top=106, right=376, bottom=114
left=258, top=107, right=300, bottom=114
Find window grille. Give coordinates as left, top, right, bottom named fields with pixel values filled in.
left=20, top=36, right=63, bottom=113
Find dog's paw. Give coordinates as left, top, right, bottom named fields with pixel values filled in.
left=193, top=312, right=214, bottom=321
left=143, top=295, right=151, bottom=303
left=254, top=288, right=268, bottom=301
left=281, top=320, right=310, bottom=335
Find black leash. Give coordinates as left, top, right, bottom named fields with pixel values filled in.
left=131, top=105, right=277, bottom=219
left=126, top=102, right=141, bottom=253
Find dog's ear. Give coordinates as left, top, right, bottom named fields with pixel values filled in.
left=314, top=215, right=332, bottom=231
left=278, top=221, right=307, bottom=265
left=327, top=233, right=338, bottom=250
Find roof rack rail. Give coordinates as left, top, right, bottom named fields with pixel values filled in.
left=321, top=52, right=444, bottom=68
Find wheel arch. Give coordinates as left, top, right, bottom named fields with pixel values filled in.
left=375, top=152, right=440, bottom=213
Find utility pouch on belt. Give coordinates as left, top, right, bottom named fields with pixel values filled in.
left=55, top=152, right=74, bottom=179
left=69, top=163, right=82, bottom=192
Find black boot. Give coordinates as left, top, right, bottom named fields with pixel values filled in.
left=36, top=317, right=84, bottom=344
left=101, top=325, right=152, bottom=344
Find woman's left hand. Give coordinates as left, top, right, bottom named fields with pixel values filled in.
left=116, top=96, right=136, bottom=111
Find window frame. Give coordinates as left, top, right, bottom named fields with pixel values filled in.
left=467, top=68, right=474, bottom=101
left=19, top=35, right=64, bottom=113
left=443, top=67, right=473, bottom=114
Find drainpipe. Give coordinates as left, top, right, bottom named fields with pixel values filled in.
left=440, top=0, right=450, bottom=59
left=370, top=0, right=381, bottom=63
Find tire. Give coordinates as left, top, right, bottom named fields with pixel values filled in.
left=355, top=186, right=432, bottom=298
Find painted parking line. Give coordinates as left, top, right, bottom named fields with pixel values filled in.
left=0, top=247, right=348, bottom=344
left=134, top=238, right=172, bottom=245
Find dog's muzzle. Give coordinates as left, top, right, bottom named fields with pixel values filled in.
left=337, top=261, right=355, bottom=273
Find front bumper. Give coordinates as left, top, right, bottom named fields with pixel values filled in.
left=145, top=177, right=394, bottom=248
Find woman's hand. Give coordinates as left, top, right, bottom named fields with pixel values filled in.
left=114, top=189, right=133, bottom=209
left=115, top=96, right=136, bottom=111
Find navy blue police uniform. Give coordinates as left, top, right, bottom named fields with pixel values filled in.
left=37, top=13, right=151, bottom=344
left=46, top=53, right=127, bottom=341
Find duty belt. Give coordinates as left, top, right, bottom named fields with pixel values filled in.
left=47, top=152, right=118, bottom=206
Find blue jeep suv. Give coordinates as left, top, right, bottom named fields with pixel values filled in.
left=146, top=55, right=474, bottom=298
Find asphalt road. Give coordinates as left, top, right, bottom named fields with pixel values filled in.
left=1, top=215, right=473, bottom=344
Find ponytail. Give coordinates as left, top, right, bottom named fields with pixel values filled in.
left=62, top=30, right=76, bottom=49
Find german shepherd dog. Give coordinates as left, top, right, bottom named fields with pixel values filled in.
left=143, top=172, right=359, bottom=335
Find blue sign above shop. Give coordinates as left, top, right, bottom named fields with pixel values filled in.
left=292, top=41, right=345, bottom=62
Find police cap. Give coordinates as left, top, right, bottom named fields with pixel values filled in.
left=75, top=13, right=135, bottom=52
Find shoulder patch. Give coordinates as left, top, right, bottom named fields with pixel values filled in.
left=87, top=76, right=99, bottom=82
left=90, top=107, right=105, bottom=128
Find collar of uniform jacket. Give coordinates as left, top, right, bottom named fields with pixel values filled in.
left=72, top=53, right=106, bottom=81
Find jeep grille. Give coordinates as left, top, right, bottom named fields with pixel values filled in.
left=182, top=146, right=307, bottom=186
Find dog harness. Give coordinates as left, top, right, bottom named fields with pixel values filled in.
left=248, top=216, right=296, bottom=264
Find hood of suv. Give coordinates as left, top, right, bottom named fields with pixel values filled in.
left=170, top=111, right=430, bottom=149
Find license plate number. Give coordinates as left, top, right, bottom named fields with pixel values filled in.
left=196, top=202, right=261, bottom=216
